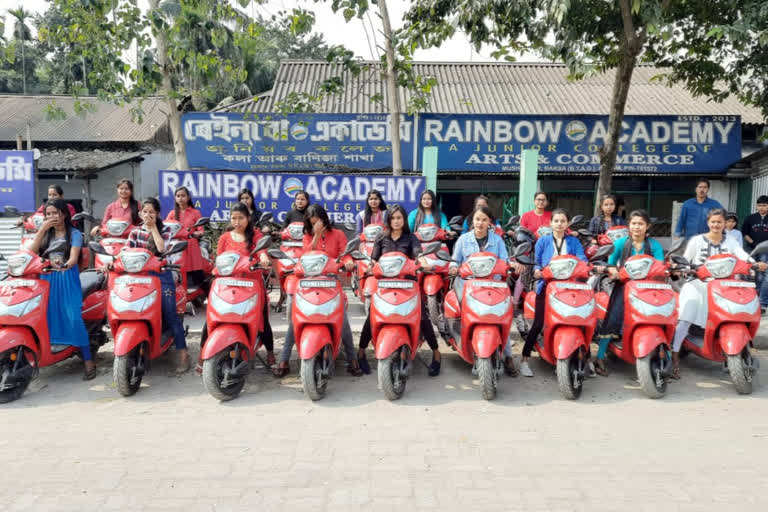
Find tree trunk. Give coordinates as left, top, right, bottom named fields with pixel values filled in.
left=377, top=0, right=403, bottom=176
left=20, top=39, right=26, bottom=95
left=150, top=0, right=190, bottom=170
left=595, top=51, right=638, bottom=217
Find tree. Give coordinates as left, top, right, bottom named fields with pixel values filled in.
left=7, top=6, right=34, bottom=94
left=403, top=0, right=768, bottom=215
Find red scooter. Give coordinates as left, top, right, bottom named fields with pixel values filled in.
left=521, top=244, right=613, bottom=399
left=443, top=243, right=530, bottom=400
left=585, top=225, right=629, bottom=260
left=269, top=237, right=359, bottom=400
left=671, top=242, right=768, bottom=394
left=165, top=216, right=211, bottom=315
left=270, top=221, right=306, bottom=316
left=0, top=241, right=108, bottom=402
left=201, top=236, right=272, bottom=401
left=353, top=223, right=386, bottom=312
left=89, top=240, right=188, bottom=396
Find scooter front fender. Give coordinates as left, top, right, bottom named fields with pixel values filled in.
left=719, top=323, right=752, bottom=356
left=201, top=324, right=250, bottom=361
left=632, top=325, right=668, bottom=358
left=298, top=325, right=332, bottom=360
left=553, top=326, right=585, bottom=359
left=471, top=325, right=502, bottom=358
left=113, top=321, right=151, bottom=357
left=285, top=274, right=299, bottom=296
left=0, top=327, right=36, bottom=354
left=444, top=289, right=460, bottom=319
left=422, top=274, right=444, bottom=296
left=374, top=325, right=411, bottom=360
left=363, top=276, right=379, bottom=297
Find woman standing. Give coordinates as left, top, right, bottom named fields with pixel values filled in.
left=460, top=195, right=501, bottom=234
left=588, top=194, right=626, bottom=239
left=408, top=189, right=449, bottom=231
left=282, top=190, right=311, bottom=228
left=166, top=186, right=205, bottom=285
left=519, top=208, right=587, bottom=378
left=593, top=210, right=664, bottom=375
left=355, top=190, right=388, bottom=233
left=34, top=185, right=76, bottom=217
left=520, top=192, right=552, bottom=233
left=29, top=199, right=95, bottom=380
left=91, top=179, right=141, bottom=236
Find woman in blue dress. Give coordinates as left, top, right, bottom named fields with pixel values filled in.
left=29, top=199, right=95, bottom=380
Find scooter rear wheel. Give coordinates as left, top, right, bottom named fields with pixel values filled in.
left=427, top=294, right=444, bottom=334
left=301, top=351, right=328, bottom=401
left=0, top=349, right=33, bottom=403
left=202, top=350, right=247, bottom=401
left=556, top=352, right=583, bottom=400
left=114, top=345, right=144, bottom=397
left=379, top=349, right=408, bottom=401
left=728, top=349, right=755, bottom=395
left=477, top=357, right=497, bottom=400
left=637, top=352, right=667, bottom=399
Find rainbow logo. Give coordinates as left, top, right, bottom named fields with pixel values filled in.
left=290, top=124, right=309, bottom=141
left=565, top=120, right=587, bottom=142
left=283, top=177, right=303, bottom=197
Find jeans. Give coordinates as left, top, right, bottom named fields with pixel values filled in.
left=756, top=253, right=768, bottom=308
left=279, top=305, right=355, bottom=363
left=522, top=291, right=546, bottom=357
left=152, top=271, right=186, bottom=350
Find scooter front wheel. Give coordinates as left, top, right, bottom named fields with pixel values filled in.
left=477, top=357, right=497, bottom=400
left=301, top=350, right=329, bottom=401
left=379, top=349, right=408, bottom=401
left=0, top=348, right=33, bottom=403
left=637, top=352, right=667, bottom=399
left=728, top=349, right=755, bottom=395
left=202, top=350, right=247, bottom=401
left=114, top=345, right=145, bottom=397
left=556, top=353, right=583, bottom=400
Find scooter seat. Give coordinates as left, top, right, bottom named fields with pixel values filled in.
left=80, top=272, right=105, bottom=298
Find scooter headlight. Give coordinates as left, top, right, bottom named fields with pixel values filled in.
left=713, top=292, right=759, bottom=315
left=110, top=290, right=157, bottom=313
left=106, top=220, right=130, bottom=236
left=629, top=292, right=675, bottom=317
left=119, top=252, right=150, bottom=273
left=209, top=290, right=258, bottom=316
left=0, top=294, right=41, bottom=317
left=606, top=228, right=628, bottom=242
left=166, top=222, right=182, bottom=239
left=6, top=253, right=32, bottom=277
left=215, top=253, right=240, bottom=276
left=549, top=259, right=577, bottom=280
left=373, top=293, right=418, bottom=316
left=287, top=223, right=304, bottom=241
left=624, top=258, right=653, bottom=280
left=294, top=292, right=340, bottom=316
left=549, top=293, right=594, bottom=318
left=467, top=255, right=496, bottom=278
left=705, top=257, right=737, bottom=279
left=300, top=254, right=329, bottom=277
left=364, top=225, right=384, bottom=241
left=417, top=225, right=438, bottom=242
left=466, top=293, right=510, bottom=317
left=379, top=254, right=407, bottom=277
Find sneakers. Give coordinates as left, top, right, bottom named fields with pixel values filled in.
left=520, top=361, right=534, bottom=377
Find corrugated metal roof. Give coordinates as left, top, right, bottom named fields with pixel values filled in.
left=218, top=61, right=765, bottom=125
left=0, top=95, right=170, bottom=143
left=37, top=149, right=148, bottom=172
left=0, top=219, right=22, bottom=273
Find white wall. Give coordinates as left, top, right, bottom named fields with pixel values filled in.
left=708, top=179, right=734, bottom=211
left=138, top=149, right=174, bottom=199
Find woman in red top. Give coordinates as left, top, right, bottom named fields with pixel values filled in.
left=166, top=186, right=206, bottom=283
left=520, top=191, right=552, bottom=233
left=273, top=204, right=362, bottom=377
left=198, top=203, right=275, bottom=373
left=91, top=179, right=141, bottom=236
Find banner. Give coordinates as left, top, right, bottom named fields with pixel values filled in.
left=418, top=114, right=742, bottom=174
left=0, top=151, right=35, bottom=213
left=183, top=112, right=415, bottom=171
left=159, top=170, right=425, bottom=224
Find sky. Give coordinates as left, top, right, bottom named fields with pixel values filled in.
left=3, top=0, right=519, bottom=63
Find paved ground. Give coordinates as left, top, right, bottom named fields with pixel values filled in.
left=3, top=291, right=768, bottom=511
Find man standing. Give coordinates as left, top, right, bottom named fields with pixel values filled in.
left=742, top=196, right=768, bottom=312
left=674, top=179, right=723, bottom=239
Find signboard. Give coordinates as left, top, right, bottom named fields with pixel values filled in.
left=0, top=150, right=35, bottom=213
left=159, top=170, right=425, bottom=224
left=418, top=114, right=742, bottom=174
left=183, top=112, right=414, bottom=171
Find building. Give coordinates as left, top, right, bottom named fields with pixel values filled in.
left=216, top=61, right=767, bottom=232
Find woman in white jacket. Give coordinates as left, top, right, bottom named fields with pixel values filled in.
left=671, top=208, right=767, bottom=378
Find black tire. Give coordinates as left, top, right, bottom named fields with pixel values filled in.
left=202, top=350, right=246, bottom=401
left=378, top=352, right=406, bottom=401
left=477, top=357, right=497, bottom=400
left=285, top=294, right=292, bottom=320
left=557, top=353, right=583, bottom=400
left=300, top=353, right=328, bottom=401
left=114, top=346, right=144, bottom=397
left=728, top=350, right=754, bottom=395
left=637, top=353, right=667, bottom=399
left=0, top=350, right=32, bottom=403
left=427, top=294, right=443, bottom=332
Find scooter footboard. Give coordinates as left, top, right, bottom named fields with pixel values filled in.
left=553, top=327, right=585, bottom=359
left=374, top=325, right=410, bottom=360
left=632, top=325, right=668, bottom=358
left=719, top=323, right=752, bottom=355
left=201, top=324, right=249, bottom=361
left=0, top=327, right=36, bottom=353
left=298, top=325, right=332, bottom=360
left=113, top=321, right=151, bottom=357
left=471, top=325, right=502, bottom=358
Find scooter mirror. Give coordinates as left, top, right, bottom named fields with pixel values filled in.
left=3, top=206, right=20, bottom=216
left=671, top=254, right=690, bottom=266
left=344, top=223, right=356, bottom=232
left=419, top=241, right=442, bottom=257
left=514, top=241, right=532, bottom=257
left=577, top=229, right=592, bottom=237
left=590, top=244, right=615, bottom=262
left=435, top=250, right=454, bottom=262
left=43, top=240, right=68, bottom=258
left=89, top=241, right=108, bottom=255
left=666, top=237, right=686, bottom=256
left=258, top=212, right=273, bottom=224
left=448, top=215, right=464, bottom=226
left=350, top=250, right=368, bottom=261
left=268, top=248, right=288, bottom=260
left=516, top=254, right=534, bottom=266
left=253, top=235, right=272, bottom=253
left=193, top=217, right=210, bottom=227
left=344, top=237, right=361, bottom=253
left=164, top=241, right=188, bottom=256
left=516, top=227, right=534, bottom=239
left=569, top=214, right=585, bottom=226
left=750, top=240, right=768, bottom=258
left=448, top=224, right=463, bottom=234
left=505, top=215, right=520, bottom=227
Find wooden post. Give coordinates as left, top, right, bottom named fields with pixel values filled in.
left=16, top=135, right=23, bottom=150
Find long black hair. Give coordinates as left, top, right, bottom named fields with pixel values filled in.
left=118, top=179, right=141, bottom=225
left=40, top=199, right=74, bottom=256
left=173, top=186, right=194, bottom=222
left=230, top=202, right=255, bottom=251
left=304, top=204, right=333, bottom=235
left=414, top=189, right=440, bottom=230
left=141, top=198, right=165, bottom=256
left=364, top=189, right=387, bottom=225
left=387, top=205, right=410, bottom=235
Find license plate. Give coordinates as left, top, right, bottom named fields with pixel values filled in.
left=282, top=241, right=303, bottom=247
left=1, top=279, right=35, bottom=288
left=473, top=281, right=507, bottom=288
left=379, top=280, right=414, bottom=289
left=115, top=277, right=152, bottom=285
left=300, top=280, right=336, bottom=288
left=721, top=281, right=756, bottom=288
left=636, top=283, right=672, bottom=290
left=218, top=279, right=254, bottom=287
left=554, top=282, right=590, bottom=290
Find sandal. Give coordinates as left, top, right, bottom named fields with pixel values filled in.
left=175, top=352, right=191, bottom=374
left=358, top=352, right=371, bottom=375
left=347, top=359, right=363, bottom=377
left=195, top=362, right=203, bottom=376
left=594, top=359, right=610, bottom=377
left=266, top=352, right=276, bottom=368
left=82, top=365, right=97, bottom=381
left=504, top=357, right=518, bottom=377
left=670, top=352, right=681, bottom=380
left=273, top=362, right=289, bottom=378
